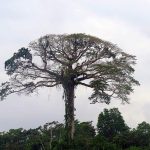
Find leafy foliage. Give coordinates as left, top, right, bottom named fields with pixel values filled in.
left=5, top=48, right=32, bottom=75
left=97, top=108, right=129, bottom=140
left=0, top=108, right=150, bottom=150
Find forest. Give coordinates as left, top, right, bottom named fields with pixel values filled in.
left=0, top=108, right=150, bottom=150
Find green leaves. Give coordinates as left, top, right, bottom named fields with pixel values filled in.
left=5, top=48, right=32, bottom=75
left=97, top=108, right=129, bottom=140
left=88, top=54, right=139, bottom=104
left=0, top=82, right=12, bottom=100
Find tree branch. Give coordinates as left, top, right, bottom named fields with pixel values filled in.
left=48, top=45, right=68, bottom=66
left=31, top=63, right=61, bottom=80
left=77, top=82, right=92, bottom=88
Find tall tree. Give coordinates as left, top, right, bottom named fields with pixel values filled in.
left=0, top=33, right=139, bottom=143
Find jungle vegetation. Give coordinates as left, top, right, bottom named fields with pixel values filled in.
left=0, top=108, right=149, bottom=150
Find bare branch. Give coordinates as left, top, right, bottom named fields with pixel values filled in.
left=77, top=82, right=92, bottom=88
left=48, top=45, right=68, bottom=66
left=31, top=63, right=61, bottom=80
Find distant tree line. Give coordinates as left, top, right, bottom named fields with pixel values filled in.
left=0, top=108, right=149, bottom=150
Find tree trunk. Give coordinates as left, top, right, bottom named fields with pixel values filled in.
left=63, top=81, right=75, bottom=144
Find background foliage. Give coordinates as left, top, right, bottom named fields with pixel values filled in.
left=0, top=108, right=150, bottom=150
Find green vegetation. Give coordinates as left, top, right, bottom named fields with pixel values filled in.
left=0, top=108, right=150, bottom=150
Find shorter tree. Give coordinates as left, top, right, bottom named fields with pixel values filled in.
left=68, top=120, right=95, bottom=149
left=135, top=122, right=150, bottom=147
left=97, top=108, right=129, bottom=140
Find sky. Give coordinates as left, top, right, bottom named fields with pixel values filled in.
left=0, top=0, right=150, bottom=131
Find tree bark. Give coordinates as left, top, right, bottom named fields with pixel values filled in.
left=63, top=80, right=75, bottom=144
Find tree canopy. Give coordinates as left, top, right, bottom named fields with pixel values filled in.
left=0, top=34, right=139, bottom=102
left=97, top=108, right=129, bottom=139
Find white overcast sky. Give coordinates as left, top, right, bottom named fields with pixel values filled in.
left=0, top=0, right=150, bottom=131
